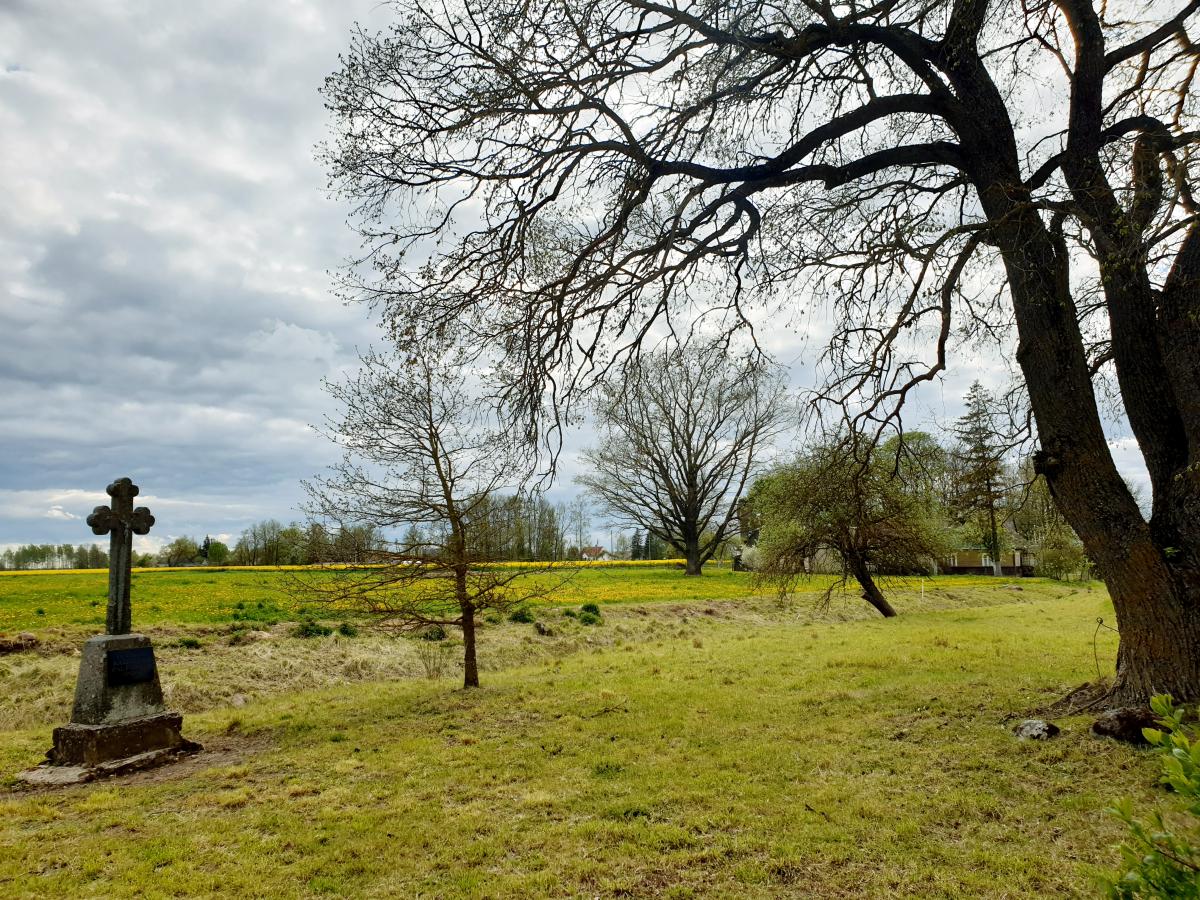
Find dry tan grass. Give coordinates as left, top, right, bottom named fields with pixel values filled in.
left=0, top=579, right=1100, bottom=733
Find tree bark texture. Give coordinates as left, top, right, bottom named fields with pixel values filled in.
left=461, top=606, right=479, bottom=689
left=955, top=44, right=1200, bottom=701
left=848, top=555, right=899, bottom=618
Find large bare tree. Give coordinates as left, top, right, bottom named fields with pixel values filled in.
left=577, top=343, right=785, bottom=575
left=304, top=349, right=556, bottom=688
left=323, top=0, right=1200, bottom=704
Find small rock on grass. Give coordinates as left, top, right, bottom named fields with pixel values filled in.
left=1013, top=719, right=1060, bottom=740
left=1091, top=707, right=1158, bottom=745
left=230, top=693, right=248, bottom=708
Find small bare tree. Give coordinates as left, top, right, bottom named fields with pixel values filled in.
left=304, top=349, right=558, bottom=688
left=577, top=343, right=787, bottom=575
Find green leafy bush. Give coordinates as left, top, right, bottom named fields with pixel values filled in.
left=562, top=608, right=579, bottom=619
left=293, top=617, right=333, bottom=639
left=178, top=636, right=202, bottom=650
left=418, top=624, right=447, bottom=641
left=581, top=602, right=601, bottom=616
left=1105, top=695, right=1200, bottom=898
left=579, top=611, right=601, bottom=626
left=509, top=607, right=535, bottom=623
left=337, top=621, right=359, bottom=638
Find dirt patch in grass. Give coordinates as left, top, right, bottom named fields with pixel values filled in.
left=11, top=732, right=272, bottom=795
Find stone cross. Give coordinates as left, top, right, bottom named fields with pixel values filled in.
left=86, top=478, right=154, bottom=635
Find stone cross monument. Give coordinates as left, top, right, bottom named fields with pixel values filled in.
left=87, top=477, right=155, bottom=635
left=20, top=477, right=199, bottom=783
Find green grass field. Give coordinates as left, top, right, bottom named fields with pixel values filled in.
left=0, top=565, right=774, bottom=633
left=0, top=568, right=1165, bottom=897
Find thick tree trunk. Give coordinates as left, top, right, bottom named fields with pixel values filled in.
left=978, top=183, right=1200, bottom=703
left=847, top=556, right=897, bottom=618
left=1103, top=558, right=1200, bottom=703
left=936, top=36, right=1200, bottom=702
left=461, top=605, right=479, bottom=689
left=684, top=541, right=702, bottom=576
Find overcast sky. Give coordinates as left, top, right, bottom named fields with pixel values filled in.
left=0, top=0, right=1149, bottom=554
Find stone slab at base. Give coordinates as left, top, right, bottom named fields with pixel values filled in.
left=16, top=743, right=201, bottom=786
left=51, top=711, right=198, bottom=767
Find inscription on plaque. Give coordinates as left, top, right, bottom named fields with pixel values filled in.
left=106, top=647, right=158, bottom=687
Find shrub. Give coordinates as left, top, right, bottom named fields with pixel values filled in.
left=509, top=607, right=535, bottom=623
left=418, top=624, right=447, bottom=641
left=563, top=608, right=579, bottom=619
left=581, top=602, right=601, bottom=616
left=415, top=640, right=453, bottom=679
left=337, top=621, right=359, bottom=638
left=293, top=617, right=333, bottom=638
left=579, top=611, right=601, bottom=626
left=178, top=637, right=202, bottom=650
left=1105, top=695, right=1200, bottom=898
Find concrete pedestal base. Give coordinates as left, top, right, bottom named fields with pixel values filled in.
left=51, top=711, right=198, bottom=766
left=16, top=633, right=200, bottom=785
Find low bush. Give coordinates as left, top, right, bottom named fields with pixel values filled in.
left=509, top=607, right=535, bottom=624
left=415, top=640, right=454, bottom=679
left=337, top=621, right=359, bottom=638
left=1105, top=694, right=1200, bottom=898
left=579, top=611, right=601, bottom=626
left=581, top=602, right=601, bottom=616
left=293, top=617, right=333, bottom=639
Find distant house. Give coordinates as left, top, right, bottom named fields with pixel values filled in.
left=580, top=546, right=615, bottom=562
left=940, top=546, right=1036, bottom=576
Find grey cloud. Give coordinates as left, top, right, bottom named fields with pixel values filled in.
left=0, top=0, right=1153, bottom=552
left=0, top=0, right=386, bottom=546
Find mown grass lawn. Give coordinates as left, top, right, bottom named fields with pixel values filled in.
left=0, top=577, right=1161, bottom=898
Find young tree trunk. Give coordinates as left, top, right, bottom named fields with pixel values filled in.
left=987, top=500, right=1002, bottom=577
left=461, top=605, right=479, bottom=689
left=847, top=556, right=898, bottom=618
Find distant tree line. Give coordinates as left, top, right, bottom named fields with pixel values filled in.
left=0, top=543, right=110, bottom=570
left=405, top=494, right=579, bottom=563
left=151, top=521, right=385, bottom=568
